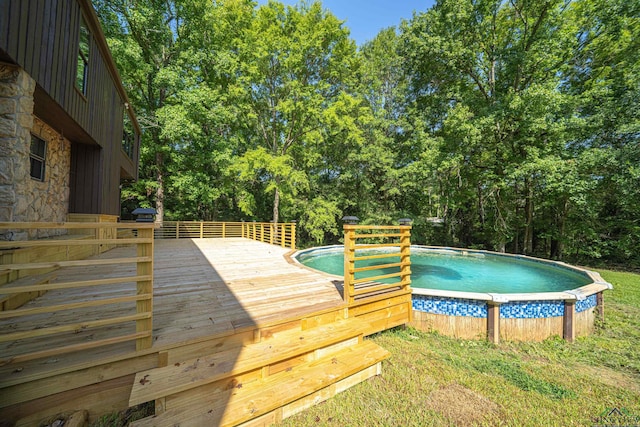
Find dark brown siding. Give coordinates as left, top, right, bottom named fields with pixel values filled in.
left=0, top=0, right=140, bottom=216
left=69, top=143, right=101, bottom=214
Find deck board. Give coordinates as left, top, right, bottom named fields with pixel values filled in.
left=0, top=238, right=344, bottom=385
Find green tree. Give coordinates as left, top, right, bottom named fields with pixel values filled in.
left=402, top=0, right=583, bottom=254
left=563, top=0, right=640, bottom=264
left=232, top=1, right=359, bottom=230
left=95, top=0, right=254, bottom=222
left=95, top=0, right=182, bottom=222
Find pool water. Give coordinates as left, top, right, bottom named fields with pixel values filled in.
left=298, top=248, right=592, bottom=293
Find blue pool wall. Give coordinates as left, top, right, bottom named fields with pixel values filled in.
left=293, top=244, right=611, bottom=340
left=411, top=294, right=598, bottom=319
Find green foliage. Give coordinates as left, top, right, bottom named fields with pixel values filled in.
left=232, top=1, right=359, bottom=231
left=98, top=0, right=639, bottom=261
left=398, top=0, right=639, bottom=262
left=298, top=198, right=341, bottom=245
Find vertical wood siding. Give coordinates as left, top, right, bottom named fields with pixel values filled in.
left=69, top=143, right=101, bottom=214
left=0, top=0, right=139, bottom=216
left=0, top=0, right=125, bottom=148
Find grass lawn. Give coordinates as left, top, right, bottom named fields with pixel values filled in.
left=89, top=269, right=639, bottom=427
left=279, top=269, right=640, bottom=426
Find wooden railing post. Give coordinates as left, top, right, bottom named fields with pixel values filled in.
left=400, top=225, right=412, bottom=287
left=136, top=226, right=154, bottom=350
left=176, top=221, right=180, bottom=239
left=200, top=221, right=204, bottom=238
left=344, top=225, right=355, bottom=305
left=400, top=224, right=413, bottom=322
left=222, top=222, right=226, bottom=238
left=235, top=220, right=295, bottom=247
left=281, top=223, right=285, bottom=247
left=93, top=221, right=100, bottom=255
left=291, top=222, right=296, bottom=250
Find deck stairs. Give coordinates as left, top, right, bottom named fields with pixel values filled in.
left=128, top=317, right=389, bottom=427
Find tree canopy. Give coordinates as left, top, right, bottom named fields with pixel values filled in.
left=96, top=0, right=640, bottom=267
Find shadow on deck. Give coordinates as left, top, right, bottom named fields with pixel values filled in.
left=0, top=238, right=410, bottom=425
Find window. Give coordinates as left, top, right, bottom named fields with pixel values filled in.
left=30, top=135, right=46, bottom=181
left=122, top=112, right=135, bottom=159
left=76, top=16, right=90, bottom=94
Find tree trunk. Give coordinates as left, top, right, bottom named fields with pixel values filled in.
left=551, top=198, right=569, bottom=260
left=523, top=179, right=534, bottom=254
left=272, top=185, right=280, bottom=240
left=494, top=189, right=507, bottom=253
left=155, top=152, right=165, bottom=225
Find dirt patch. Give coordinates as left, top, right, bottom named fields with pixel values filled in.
left=577, top=364, right=640, bottom=394
left=425, top=383, right=502, bottom=426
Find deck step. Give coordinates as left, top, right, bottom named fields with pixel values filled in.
left=129, top=317, right=369, bottom=406
left=130, top=340, right=389, bottom=427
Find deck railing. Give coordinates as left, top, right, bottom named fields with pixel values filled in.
left=155, top=221, right=296, bottom=249
left=343, top=224, right=412, bottom=305
left=0, top=222, right=154, bottom=365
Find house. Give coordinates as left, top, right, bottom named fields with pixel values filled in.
left=0, top=0, right=140, bottom=233
left=0, top=3, right=411, bottom=425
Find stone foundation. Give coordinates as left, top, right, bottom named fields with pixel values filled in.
left=0, top=63, right=71, bottom=239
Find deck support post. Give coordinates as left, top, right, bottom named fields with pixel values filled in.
left=399, top=226, right=411, bottom=287
left=487, top=303, right=500, bottom=344
left=399, top=225, right=412, bottom=322
left=563, top=300, right=576, bottom=342
left=596, top=292, right=604, bottom=322
left=343, top=225, right=356, bottom=305
left=136, top=226, right=154, bottom=350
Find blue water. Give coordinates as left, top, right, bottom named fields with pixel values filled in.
left=298, top=248, right=591, bottom=293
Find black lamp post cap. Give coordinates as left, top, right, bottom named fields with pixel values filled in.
left=132, top=208, right=156, bottom=215
left=342, top=216, right=360, bottom=224
left=132, top=207, right=157, bottom=223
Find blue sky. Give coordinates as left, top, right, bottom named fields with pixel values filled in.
left=256, top=0, right=437, bottom=45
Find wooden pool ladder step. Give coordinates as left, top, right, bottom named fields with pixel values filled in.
left=129, top=317, right=390, bottom=427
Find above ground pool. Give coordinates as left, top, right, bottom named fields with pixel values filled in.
left=293, top=245, right=612, bottom=342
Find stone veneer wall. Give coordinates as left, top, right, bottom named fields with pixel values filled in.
left=0, top=63, right=71, bottom=239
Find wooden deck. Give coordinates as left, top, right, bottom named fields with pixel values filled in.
left=150, top=238, right=344, bottom=344
left=0, top=238, right=343, bottom=375
left=0, top=237, right=411, bottom=425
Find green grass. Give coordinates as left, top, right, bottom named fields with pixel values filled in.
left=84, top=270, right=640, bottom=426
left=278, top=269, right=640, bottom=426
left=87, top=403, right=153, bottom=427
